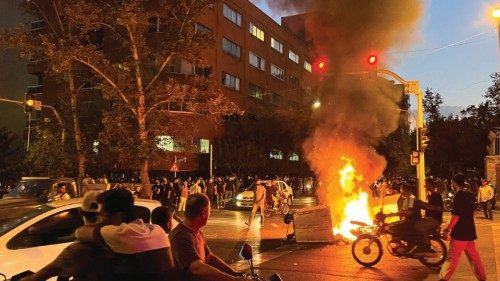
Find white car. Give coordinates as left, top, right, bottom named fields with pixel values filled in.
left=0, top=198, right=171, bottom=280
left=231, top=180, right=294, bottom=208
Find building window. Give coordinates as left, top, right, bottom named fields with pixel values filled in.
left=195, top=23, right=212, bottom=34
left=93, top=140, right=99, bottom=154
left=270, top=149, right=283, bottom=160
left=222, top=37, right=241, bottom=58
left=249, top=22, right=265, bottom=41
left=271, top=37, right=283, bottom=53
left=248, top=83, right=264, bottom=100
left=289, top=50, right=299, bottom=64
left=289, top=152, right=300, bottom=161
left=223, top=4, right=242, bottom=27
left=269, top=92, right=283, bottom=106
left=169, top=58, right=195, bottom=74
left=304, top=60, right=312, bottom=72
left=289, top=75, right=299, bottom=88
left=157, top=135, right=174, bottom=151
left=222, top=72, right=240, bottom=91
left=199, top=139, right=210, bottom=154
left=249, top=52, right=265, bottom=71
left=271, top=64, right=284, bottom=80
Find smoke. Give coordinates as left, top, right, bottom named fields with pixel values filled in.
left=264, top=0, right=423, bottom=220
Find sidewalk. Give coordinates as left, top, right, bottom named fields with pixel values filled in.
left=232, top=209, right=500, bottom=281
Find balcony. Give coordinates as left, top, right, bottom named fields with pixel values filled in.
left=27, top=85, right=44, bottom=96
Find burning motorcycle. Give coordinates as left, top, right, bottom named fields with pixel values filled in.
left=350, top=212, right=447, bottom=267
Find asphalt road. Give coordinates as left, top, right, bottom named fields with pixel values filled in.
left=190, top=196, right=500, bottom=281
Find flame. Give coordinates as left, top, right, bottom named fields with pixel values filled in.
left=333, top=157, right=373, bottom=240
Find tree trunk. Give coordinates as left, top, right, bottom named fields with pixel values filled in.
left=137, top=115, right=151, bottom=199
left=68, top=69, right=86, bottom=188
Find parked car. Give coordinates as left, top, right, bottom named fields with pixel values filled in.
left=0, top=197, right=169, bottom=280
left=0, top=177, right=79, bottom=225
left=227, top=180, right=294, bottom=209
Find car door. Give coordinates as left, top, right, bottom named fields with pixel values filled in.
left=0, top=205, right=83, bottom=279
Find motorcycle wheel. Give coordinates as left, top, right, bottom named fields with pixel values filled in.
left=280, top=203, right=290, bottom=214
left=418, top=237, right=447, bottom=267
left=351, top=234, right=383, bottom=267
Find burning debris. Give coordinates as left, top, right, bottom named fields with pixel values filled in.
left=263, top=0, right=423, bottom=240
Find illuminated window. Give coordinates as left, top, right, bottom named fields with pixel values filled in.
left=248, top=83, right=264, bottom=100
left=199, top=139, right=210, bottom=154
left=289, top=50, right=299, bottom=64
left=269, top=149, right=283, bottom=160
left=157, top=135, right=174, bottom=151
left=271, top=37, right=283, bottom=53
left=249, top=22, right=265, bottom=41
left=289, top=152, right=300, bottom=161
left=304, top=60, right=312, bottom=72
left=249, top=52, right=265, bottom=70
left=93, top=140, right=99, bottom=154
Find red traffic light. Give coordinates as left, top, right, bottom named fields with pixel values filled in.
left=367, top=54, right=378, bottom=65
left=313, top=57, right=329, bottom=75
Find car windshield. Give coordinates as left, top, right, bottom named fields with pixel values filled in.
left=0, top=205, right=53, bottom=236
left=5, top=180, right=52, bottom=199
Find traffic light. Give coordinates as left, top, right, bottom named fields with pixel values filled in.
left=24, top=93, right=34, bottom=113
left=313, top=56, right=329, bottom=76
left=367, top=54, right=378, bottom=66
left=418, top=127, right=430, bottom=152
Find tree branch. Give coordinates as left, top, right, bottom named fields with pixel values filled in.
left=74, top=57, right=137, bottom=117
left=144, top=99, right=171, bottom=119
left=52, top=0, right=65, bottom=36
left=145, top=53, right=173, bottom=91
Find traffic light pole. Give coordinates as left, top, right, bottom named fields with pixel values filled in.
left=375, top=70, right=426, bottom=200
left=0, top=97, right=66, bottom=143
left=27, top=111, right=31, bottom=152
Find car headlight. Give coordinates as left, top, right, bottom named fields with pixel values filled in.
left=236, top=194, right=243, bottom=200
left=448, top=192, right=453, bottom=197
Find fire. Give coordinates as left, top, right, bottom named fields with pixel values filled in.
left=333, top=157, right=373, bottom=240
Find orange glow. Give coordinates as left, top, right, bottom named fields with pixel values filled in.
left=368, top=55, right=377, bottom=65
left=318, top=61, right=325, bottom=69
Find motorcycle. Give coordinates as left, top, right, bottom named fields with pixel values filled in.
left=350, top=212, right=447, bottom=268
left=264, top=193, right=290, bottom=218
left=240, top=243, right=283, bottom=281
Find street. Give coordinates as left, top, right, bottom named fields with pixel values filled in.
left=194, top=197, right=500, bottom=281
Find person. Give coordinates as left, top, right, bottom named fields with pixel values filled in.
left=414, top=178, right=444, bottom=254
left=152, top=206, right=174, bottom=234
left=478, top=178, right=494, bottom=220
left=75, top=189, right=175, bottom=281
left=190, top=179, right=202, bottom=195
left=20, top=190, right=114, bottom=281
left=205, top=177, right=216, bottom=205
left=152, top=179, right=168, bottom=206
left=225, top=174, right=237, bottom=200
left=178, top=180, right=189, bottom=211
left=98, top=174, right=110, bottom=190
left=380, top=183, right=422, bottom=253
left=245, top=179, right=266, bottom=227
left=215, top=177, right=226, bottom=209
left=54, top=185, right=71, bottom=200
left=81, top=174, right=96, bottom=195
left=439, top=174, right=487, bottom=281
left=169, top=193, right=250, bottom=281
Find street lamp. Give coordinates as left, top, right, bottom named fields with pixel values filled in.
left=311, top=99, right=321, bottom=109
left=492, top=8, right=500, bottom=65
